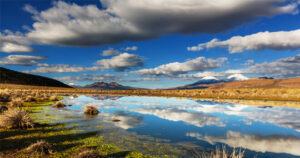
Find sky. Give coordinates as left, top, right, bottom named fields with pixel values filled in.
left=1, top=0, right=300, bottom=89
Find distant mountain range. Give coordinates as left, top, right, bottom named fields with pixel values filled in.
left=169, top=74, right=249, bottom=90
left=0, top=67, right=72, bottom=88
left=80, top=81, right=143, bottom=90
left=2, top=67, right=300, bottom=90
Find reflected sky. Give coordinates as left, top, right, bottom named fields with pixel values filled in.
left=59, top=95, right=300, bottom=158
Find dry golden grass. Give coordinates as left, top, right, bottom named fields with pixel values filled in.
left=0, top=108, right=34, bottom=129
left=201, top=147, right=244, bottom=158
left=52, top=102, right=66, bottom=108
left=25, top=140, right=54, bottom=154
left=76, top=149, right=101, bottom=158
left=49, top=95, right=59, bottom=101
left=9, top=98, right=24, bottom=107
left=24, top=95, right=37, bottom=102
left=0, top=105, right=8, bottom=113
left=1, top=83, right=300, bottom=101
left=83, top=106, right=99, bottom=115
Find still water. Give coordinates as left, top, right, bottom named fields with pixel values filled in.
left=42, top=95, right=300, bottom=157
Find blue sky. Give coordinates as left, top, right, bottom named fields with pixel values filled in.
left=1, top=0, right=300, bottom=89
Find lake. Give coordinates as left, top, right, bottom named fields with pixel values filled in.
left=38, top=95, right=300, bottom=157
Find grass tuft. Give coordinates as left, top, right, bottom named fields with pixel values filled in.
left=201, top=147, right=244, bottom=158
left=25, top=140, right=54, bottom=154
left=0, top=108, right=34, bottom=129
left=83, top=106, right=99, bottom=115
left=52, top=102, right=66, bottom=108
left=9, top=98, right=24, bottom=107
left=24, top=96, right=37, bottom=102
left=76, top=149, right=102, bottom=158
left=0, top=105, right=8, bottom=114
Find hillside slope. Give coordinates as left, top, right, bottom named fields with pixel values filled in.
left=83, top=81, right=143, bottom=90
left=0, top=67, right=72, bottom=88
left=210, top=78, right=300, bottom=89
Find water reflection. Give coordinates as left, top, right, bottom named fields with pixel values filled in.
left=56, top=95, right=300, bottom=157
left=107, top=111, right=143, bottom=129
left=132, top=107, right=225, bottom=127
left=187, top=131, right=300, bottom=156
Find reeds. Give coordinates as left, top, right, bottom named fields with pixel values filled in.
left=201, top=147, right=244, bottom=158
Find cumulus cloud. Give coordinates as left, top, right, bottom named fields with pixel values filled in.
left=187, top=131, right=300, bottom=156
left=242, top=54, right=300, bottom=78
left=24, top=0, right=299, bottom=47
left=244, top=60, right=255, bottom=66
left=0, top=55, right=46, bottom=66
left=56, top=74, right=160, bottom=83
left=101, top=49, right=121, bottom=56
left=110, top=111, right=143, bottom=129
left=131, top=57, right=227, bottom=76
left=124, top=46, right=138, bottom=51
left=188, top=29, right=300, bottom=53
left=26, top=64, right=101, bottom=73
left=178, top=71, right=248, bottom=81
left=95, top=53, right=144, bottom=72
left=55, top=74, right=123, bottom=82
left=0, top=31, right=36, bottom=53
left=131, top=107, right=225, bottom=127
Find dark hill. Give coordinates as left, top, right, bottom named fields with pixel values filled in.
left=0, top=67, right=72, bottom=88
left=83, top=81, right=142, bottom=90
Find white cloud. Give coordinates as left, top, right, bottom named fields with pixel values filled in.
left=0, top=31, right=36, bottom=53
left=23, top=4, right=38, bottom=15
left=95, top=53, right=144, bottom=72
left=55, top=74, right=123, bottom=82
left=26, top=64, right=101, bottom=73
left=0, top=55, right=46, bottom=66
left=56, top=74, right=160, bottom=83
left=110, top=111, right=143, bottom=129
left=101, top=49, right=121, bottom=56
left=188, top=29, right=300, bottom=53
left=242, top=54, right=300, bottom=78
left=24, top=0, right=299, bottom=47
left=131, top=107, right=225, bottom=127
left=187, top=131, right=300, bottom=156
left=244, top=60, right=254, bottom=66
left=131, top=57, right=227, bottom=76
left=124, top=46, right=138, bottom=51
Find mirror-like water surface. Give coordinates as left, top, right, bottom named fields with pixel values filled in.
left=39, top=95, right=300, bottom=157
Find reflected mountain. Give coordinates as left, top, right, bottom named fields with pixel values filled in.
left=187, top=131, right=300, bottom=156
left=132, top=107, right=225, bottom=127
left=87, top=95, right=123, bottom=101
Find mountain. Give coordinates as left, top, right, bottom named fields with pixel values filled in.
left=169, top=74, right=249, bottom=90
left=83, top=81, right=142, bottom=90
left=0, top=67, right=72, bottom=88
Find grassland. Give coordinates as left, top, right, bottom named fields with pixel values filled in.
left=0, top=84, right=280, bottom=157
left=1, top=83, right=300, bottom=102
left=0, top=90, right=159, bottom=157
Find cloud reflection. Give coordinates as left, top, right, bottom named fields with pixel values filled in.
left=187, top=131, right=300, bottom=156
left=132, top=107, right=225, bottom=127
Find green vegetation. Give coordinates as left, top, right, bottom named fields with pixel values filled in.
left=0, top=90, right=181, bottom=157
